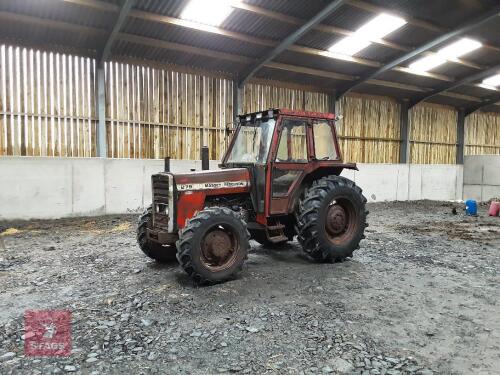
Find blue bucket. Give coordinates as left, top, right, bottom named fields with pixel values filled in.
left=465, top=199, right=477, bottom=216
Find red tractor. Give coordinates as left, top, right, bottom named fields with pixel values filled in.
left=137, top=109, right=368, bottom=284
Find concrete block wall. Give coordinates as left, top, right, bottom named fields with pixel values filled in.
left=341, top=164, right=463, bottom=203
left=1, top=157, right=463, bottom=220
left=463, top=155, right=500, bottom=202
left=0, top=157, right=218, bottom=220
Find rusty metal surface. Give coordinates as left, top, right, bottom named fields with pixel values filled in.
left=201, top=226, right=239, bottom=271
left=146, top=228, right=178, bottom=245
left=326, top=198, right=358, bottom=246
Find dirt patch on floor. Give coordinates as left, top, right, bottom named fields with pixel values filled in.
left=395, top=216, right=500, bottom=242
left=0, top=201, right=499, bottom=375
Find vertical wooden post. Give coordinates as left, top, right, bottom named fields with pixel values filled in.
left=399, top=99, right=410, bottom=164
left=456, top=109, right=465, bottom=164
left=96, top=67, right=107, bottom=157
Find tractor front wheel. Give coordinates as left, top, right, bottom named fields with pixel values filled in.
left=176, top=207, right=250, bottom=284
left=296, top=175, right=368, bottom=262
left=137, top=206, right=177, bottom=262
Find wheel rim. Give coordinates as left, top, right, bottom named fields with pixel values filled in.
left=325, top=197, right=358, bottom=245
left=200, top=224, right=240, bottom=271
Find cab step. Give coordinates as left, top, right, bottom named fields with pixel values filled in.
left=266, top=234, right=288, bottom=243
left=265, top=220, right=287, bottom=243
left=267, top=224, right=285, bottom=231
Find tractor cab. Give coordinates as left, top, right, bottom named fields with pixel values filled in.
left=221, top=109, right=355, bottom=218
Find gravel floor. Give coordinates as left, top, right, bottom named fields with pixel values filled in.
left=0, top=201, right=499, bottom=375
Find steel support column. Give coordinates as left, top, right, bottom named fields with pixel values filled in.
left=99, top=0, right=135, bottom=66
left=96, top=68, right=107, bottom=157
left=456, top=109, right=465, bottom=164
left=399, top=100, right=410, bottom=163
left=233, top=80, right=243, bottom=122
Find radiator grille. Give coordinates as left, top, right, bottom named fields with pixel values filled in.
left=152, top=174, right=169, bottom=204
left=152, top=174, right=171, bottom=230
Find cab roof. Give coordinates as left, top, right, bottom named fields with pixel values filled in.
left=239, top=108, right=335, bottom=122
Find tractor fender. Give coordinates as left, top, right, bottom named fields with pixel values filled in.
left=289, top=163, right=358, bottom=213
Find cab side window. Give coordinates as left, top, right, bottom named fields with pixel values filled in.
left=275, top=119, right=307, bottom=163
left=313, top=120, right=338, bottom=160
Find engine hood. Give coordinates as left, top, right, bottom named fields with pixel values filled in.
left=172, top=168, right=251, bottom=192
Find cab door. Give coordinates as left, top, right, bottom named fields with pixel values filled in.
left=268, top=117, right=310, bottom=215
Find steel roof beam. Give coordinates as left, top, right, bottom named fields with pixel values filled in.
left=336, top=6, right=500, bottom=98
left=409, top=64, right=500, bottom=108
left=99, top=0, right=134, bottom=66
left=237, top=0, right=347, bottom=87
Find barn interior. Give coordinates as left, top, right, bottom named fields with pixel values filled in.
left=0, top=1, right=499, bottom=374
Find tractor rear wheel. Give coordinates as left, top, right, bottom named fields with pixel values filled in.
left=296, top=175, right=367, bottom=262
left=176, top=207, right=250, bottom=284
left=137, top=205, right=177, bottom=262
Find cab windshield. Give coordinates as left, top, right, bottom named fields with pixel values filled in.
left=226, top=119, right=276, bottom=164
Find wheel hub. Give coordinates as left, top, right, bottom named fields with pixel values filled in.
left=202, top=229, right=233, bottom=266
left=326, top=204, right=347, bottom=235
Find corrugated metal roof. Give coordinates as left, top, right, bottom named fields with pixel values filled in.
left=0, top=0, right=114, bottom=30
left=0, top=17, right=103, bottom=54
left=480, top=104, right=500, bottom=114
left=462, top=49, right=500, bottom=67
left=256, top=66, right=339, bottom=91
left=321, top=4, right=374, bottom=31
left=113, top=39, right=244, bottom=74
left=122, top=17, right=268, bottom=59
left=469, top=21, right=500, bottom=47
left=386, top=26, right=439, bottom=48
left=431, top=64, right=477, bottom=80
left=360, top=0, right=498, bottom=29
left=245, top=0, right=329, bottom=20
left=221, top=9, right=297, bottom=40
left=355, top=83, right=420, bottom=98
left=275, top=51, right=371, bottom=77
left=0, top=0, right=498, bottom=110
left=425, top=95, right=474, bottom=108
left=134, top=0, right=186, bottom=18
left=449, top=85, right=499, bottom=99
left=377, top=70, right=450, bottom=89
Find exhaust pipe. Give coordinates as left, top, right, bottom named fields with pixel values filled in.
left=164, top=157, right=170, bottom=173
left=201, top=146, right=209, bottom=170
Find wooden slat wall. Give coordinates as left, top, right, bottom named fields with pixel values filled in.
left=336, top=94, right=400, bottom=163
left=409, top=103, right=457, bottom=164
left=106, top=62, right=233, bottom=160
left=3, top=43, right=499, bottom=164
left=242, top=83, right=329, bottom=113
left=465, top=111, right=500, bottom=155
left=0, top=45, right=96, bottom=157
